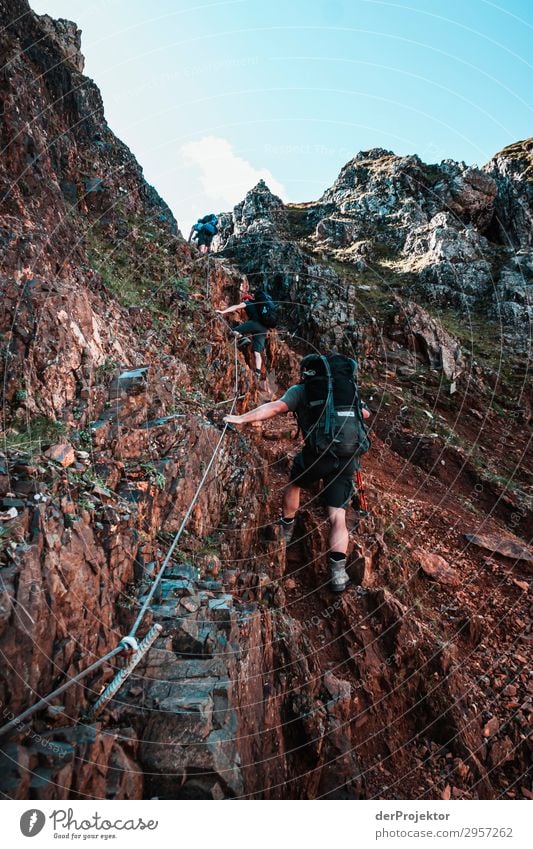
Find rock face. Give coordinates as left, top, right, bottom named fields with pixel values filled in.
left=217, top=140, right=532, bottom=346
left=317, top=149, right=497, bottom=248
left=0, top=0, right=183, bottom=420
left=1, top=0, right=532, bottom=804
left=484, top=138, right=533, bottom=249
left=386, top=298, right=465, bottom=381
left=0, top=0, right=176, bottom=278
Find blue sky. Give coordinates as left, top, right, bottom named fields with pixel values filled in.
left=31, top=0, right=532, bottom=234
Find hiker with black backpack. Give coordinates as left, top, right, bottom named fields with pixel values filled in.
left=223, top=353, right=371, bottom=592
left=216, top=277, right=277, bottom=379
left=189, top=213, right=218, bottom=254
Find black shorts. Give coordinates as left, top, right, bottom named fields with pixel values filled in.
left=197, top=232, right=212, bottom=247
left=289, top=449, right=355, bottom=509
left=234, top=319, right=267, bottom=353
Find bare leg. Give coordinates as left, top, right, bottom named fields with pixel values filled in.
left=282, top=483, right=301, bottom=519
left=327, top=506, right=349, bottom=554
left=327, top=506, right=350, bottom=591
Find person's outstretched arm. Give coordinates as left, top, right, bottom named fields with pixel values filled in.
left=224, top=399, right=289, bottom=425
left=216, top=302, right=246, bottom=316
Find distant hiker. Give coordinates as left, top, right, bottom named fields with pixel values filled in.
left=224, top=353, right=371, bottom=592
left=216, top=277, right=277, bottom=379
left=189, top=213, right=218, bottom=254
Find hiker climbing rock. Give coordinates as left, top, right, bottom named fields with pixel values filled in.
left=189, top=213, right=218, bottom=254
left=216, top=276, right=277, bottom=379
left=224, top=353, right=371, bottom=592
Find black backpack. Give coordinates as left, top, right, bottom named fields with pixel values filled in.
left=297, top=354, right=371, bottom=460
left=251, top=289, right=277, bottom=328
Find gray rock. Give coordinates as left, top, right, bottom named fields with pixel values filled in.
left=484, top=138, right=533, bottom=249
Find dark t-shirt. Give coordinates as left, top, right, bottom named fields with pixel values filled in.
left=279, top=384, right=305, bottom=412
left=243, top=298, right=258, bottom=322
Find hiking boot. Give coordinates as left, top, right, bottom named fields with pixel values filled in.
left=237, top=336, right=251, bottom=350
left=329, top=557, right=349, bottom=592
left=278, top=517, right=295, bottom=544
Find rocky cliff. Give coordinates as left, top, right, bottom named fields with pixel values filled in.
left=216, top=141, right=532, bottom=350
left=0, top=0, right=531, bottom=801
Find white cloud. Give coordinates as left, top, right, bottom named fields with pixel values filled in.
left=179, top=136, right=287, bottom=212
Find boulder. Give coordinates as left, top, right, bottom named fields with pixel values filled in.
left=45, top=443, right=76, bottom=467
left=390, top=299, right=464, bottom=380
left=464, top=533, right=533, bottom=564
left=413, top=548, right=461, bottom=588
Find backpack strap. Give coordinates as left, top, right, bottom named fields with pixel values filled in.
left=320, top=355, right=334, bottom=439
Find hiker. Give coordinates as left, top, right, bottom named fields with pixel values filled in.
left=224, top=353, right=371, bottom=592
left=189, top=213, right=218, bottom=254
left=216, top=277, right=277, bottom=379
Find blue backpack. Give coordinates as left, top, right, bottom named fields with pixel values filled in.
left=198, top=214, right=218, bottom=236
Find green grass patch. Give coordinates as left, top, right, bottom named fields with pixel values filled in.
left=0, top=524, right=12, bottom=554
left=86, top=216, right=191, bottom=321
left=2, top=416, right=66, bottom=456
left=139, top=462, right=166, bottom=490
left=326, top=258, right=401, bottom=317
left=431, top=305, right=528, bottom=401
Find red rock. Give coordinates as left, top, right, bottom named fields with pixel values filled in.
left=464, top=533, right=533, bottom=564
left=413, top=548, right=461, bottom=588
left=483, top=717, right=499, bottom=738
left=454, top=759, right=469, bottom=780
left=488, top=736, right=513, bottom=769
left=45, top=443, right=75, bottom=467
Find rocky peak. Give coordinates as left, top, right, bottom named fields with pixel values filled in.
left=1, top=1, right=84, bottom=73
left=484, top=137, right=533, bottom=249
left=217, top=137, right=531, bottom=342
left=216, top=178, right=288, bottom=251
left=320, top=147, right=497, bottom=239
left=334, top=146, right=398, bottom=174
left=486, top=138, right=533, bottom=181
left=251, top=177, right=278, bottom=195
left=235, top=179, right=285, bottom=227
left=0, top=0, right=178, bottom=282
left=36, top=14, right=84, bottom=72
left=354, top=147, right=396, bottom=161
